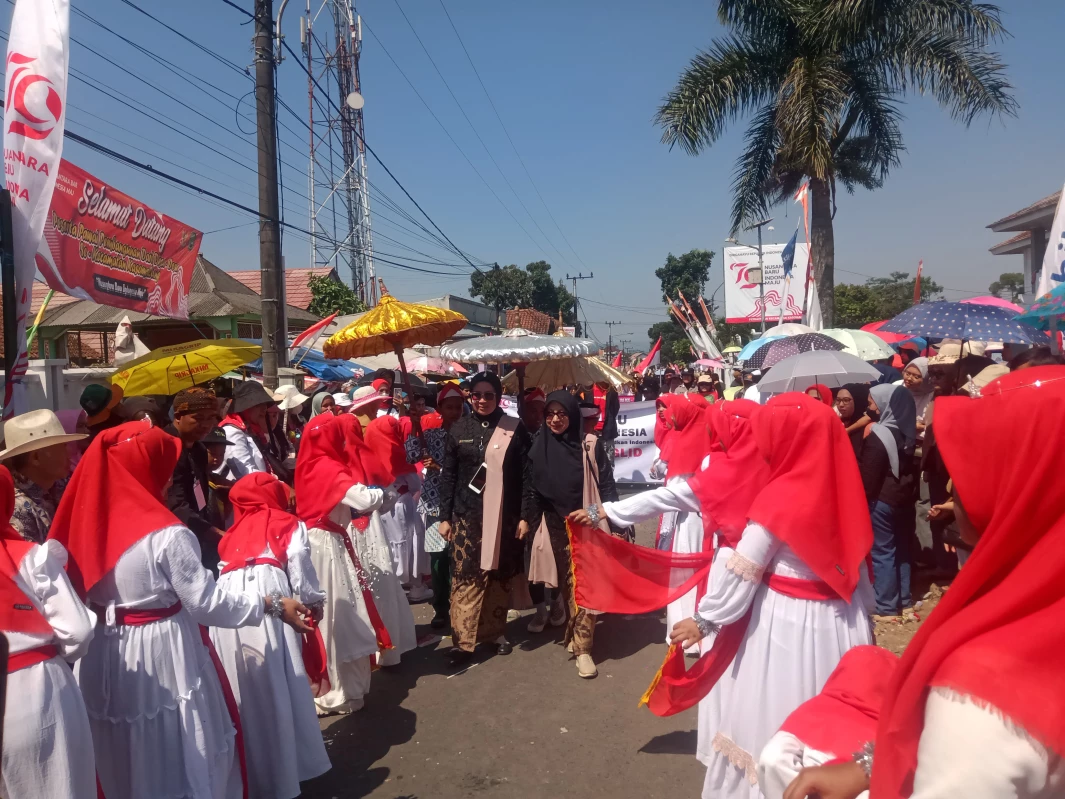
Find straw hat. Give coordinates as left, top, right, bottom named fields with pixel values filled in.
left=963, top=364, right=1010, bottom=396
left=929, top=339, right=987, bottom=366
left=272, top=384, right=309, bottom=411
left=0, top=409, right=88, bottom=461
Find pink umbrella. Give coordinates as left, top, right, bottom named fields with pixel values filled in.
left=861, top=320, right=911, bottom=344
left=961, top=295, right=1024, bottom=314
left=693, top=358, right=725, bottom=369
left=407, top=355, right=467, bottom=375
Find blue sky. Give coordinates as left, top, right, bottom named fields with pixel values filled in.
left=4, top=0, right=1063, bottom=350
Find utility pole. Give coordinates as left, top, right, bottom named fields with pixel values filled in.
left=565, top=272, right=593, bottom=337
left=602, top=320, right=622, bottom=354
left=743, top=218, right=773, bottom=334
left=255, top=0, right=286, bottom=388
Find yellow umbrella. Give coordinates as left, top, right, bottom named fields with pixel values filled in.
left=111, top=339, right=262, bottom=396
left=722, top=345, right=742, bottom=354
left=501, top=355, right=635, bottom=393
left=323, top=293, right=467, bottom=360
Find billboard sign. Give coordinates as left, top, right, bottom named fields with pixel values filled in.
left=723, top=243, right=809, bottom=324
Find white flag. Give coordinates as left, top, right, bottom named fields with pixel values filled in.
left=805, top=276, right=823, bottom=331
left=2, top=0, right=69, bottom=417
left=1036, top=183, right=1065, bottom=300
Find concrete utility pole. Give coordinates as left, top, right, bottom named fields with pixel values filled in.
left=743, top=218, right=773, bottom=334
left=565, top=272, right=593, bottom=337
left=602, top=320, right=622, bottom=354
left=254, top=0, right=286, bottom=388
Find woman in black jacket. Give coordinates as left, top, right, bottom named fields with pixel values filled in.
left=527, top=390, right=618, bottom=679
left=438, top=372, right=536, bottom=666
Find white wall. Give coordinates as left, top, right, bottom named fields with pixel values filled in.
left=0, top=360, right=112, bottom=413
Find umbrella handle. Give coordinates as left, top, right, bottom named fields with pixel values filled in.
left=515, top=363, right=526, bottom=414
left=395, top=344, right=427, bottom=457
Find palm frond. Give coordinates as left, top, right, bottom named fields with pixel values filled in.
left=729, top=103, right=781, bottom=234
left=818, top=0, right=1007, bottom=48
left=836, top=66, right=905, bottom=179
left=717, top=0, right=800, bottom=43
left=655, top=36, right=786, bottom=156
left=834, top=137, right=888, bottom=192
left=775, top=55, right=848, bottom=181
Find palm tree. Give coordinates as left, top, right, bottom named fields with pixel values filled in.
left=655, top=1, right=1016, bottom=325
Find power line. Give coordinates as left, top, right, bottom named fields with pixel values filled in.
left=436, top=0, right=588, bottom=270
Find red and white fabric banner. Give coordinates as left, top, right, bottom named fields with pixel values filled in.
left=37, top=159, right=201, bottom=319
left=3, top=0, right=69, bottom=416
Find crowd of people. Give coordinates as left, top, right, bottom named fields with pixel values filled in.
left=1, top=336, right=1062, bottom=799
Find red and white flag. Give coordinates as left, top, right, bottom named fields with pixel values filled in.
left=611, top=350, right=622, bottom=368
left=913, top=260, right=923, bottom=305
left=3, top=0, right=69, bottom=417
left=291, top=311, right=337, bottom=349
left=636, top=337, right=661, bottom=373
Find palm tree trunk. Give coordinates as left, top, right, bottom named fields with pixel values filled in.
left=810, top=177, right=835, bottom=327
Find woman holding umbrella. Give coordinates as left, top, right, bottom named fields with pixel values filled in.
left=437, top=372, right=537, bottom=667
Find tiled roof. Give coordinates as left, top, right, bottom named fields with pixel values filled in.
left=505, top=307, right=555, bottom=335
left=228, top=267, right=338, bottom=310
left=989, top=231, right=1031, bottom=255
left=987, top=191, right=1060, bottom=231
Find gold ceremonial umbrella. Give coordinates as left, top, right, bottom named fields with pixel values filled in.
left=500, top=355, right=635, bottom=393
left=110, top=338, right=262, bottom=396
left=323, top=290, right=467, bottom=445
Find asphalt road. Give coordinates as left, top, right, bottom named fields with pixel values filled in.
left=301, top=518, right=704, bottom=799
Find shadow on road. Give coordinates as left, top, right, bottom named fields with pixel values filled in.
left=639, top=729, right=698, bottom=755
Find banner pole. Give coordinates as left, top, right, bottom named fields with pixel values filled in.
left=26, top=289, right=55, bottom=352
left=0, top=191, right=17, bottom=380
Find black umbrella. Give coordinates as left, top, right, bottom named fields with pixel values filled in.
left=745, top=333, right=845, bottom=371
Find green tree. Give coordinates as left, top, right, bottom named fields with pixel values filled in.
left=655, top=249, right=715, bottom=304
left=655, top=1, right=1015, bottom=326
left=469, top=264, right=533, bottom=324
left=712, top=317, right=751, bottom=348
left=524, top=260, right=576, bottom=323
left=834, top=271, right=944, bottom=328
left=308, top=274, right=367, bottom=317
left=989, top=271, right=1024, bottom=303
left=647, top=320, right=693, bottom=364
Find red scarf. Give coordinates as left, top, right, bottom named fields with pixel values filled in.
left=805, top=383, right=834, bottom=408
left=654, top=395, right=674, bottom=463
left=746, top=393, right=872, bottom=601
left=365, top=415, right=416, bottom=478
left=336, top=415, right=394, bottom=487
left=780, top=645, right=897, bottom=758
left=49, top=422, right=182, bottom=599
left=687, top=399, right=768, bottom=548
left=873, top=366, right=1065, bottom=797
left=219, top=473, right=296, bottom=566
left=663, top=394, right=710, bottom=480
left=295, top=415, right=363, bottom=529
left=0, top=466, right=52, bottom=635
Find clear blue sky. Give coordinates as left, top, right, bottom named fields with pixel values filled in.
left=4, top=0, right=1064, bottom=350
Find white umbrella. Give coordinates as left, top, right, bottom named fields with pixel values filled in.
left=439, top=327, right=597, bottom=363
left=761, top=322, right=815, bottom=338
left=820, top=328, right=896, bottom=361
left=758, top=350, right=880, bottom=394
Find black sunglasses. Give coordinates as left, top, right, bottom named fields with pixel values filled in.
left=471, top=391, right=496, bottom=400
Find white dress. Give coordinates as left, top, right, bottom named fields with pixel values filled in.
left=377, top=471, right=429, bottom=584
left=757, top=688, right=1065, bottom=799
left=307, top=485, right=416, bottom=714
left=696, top=522, right=875, bottom=799
left=211, top=522, right=331, bottom=799
left=218, top=424, right=268, bottom=478
left=2, top=541, right=96, bottom=799
left=602, top=477, right=707, bottom=648
left=80, top=525, right=264, bottom=799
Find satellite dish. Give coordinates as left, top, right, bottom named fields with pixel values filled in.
left=346, top=91, right=365, bottom=110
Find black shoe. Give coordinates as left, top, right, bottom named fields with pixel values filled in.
left=430, top=614, right=448, bottom=630
left=496, top=641, right=513, bottom=656
left=446, top=647, right=474, bottom=667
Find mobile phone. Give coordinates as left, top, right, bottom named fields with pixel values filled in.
left=393, top=387, right=403, bottom=400
left=468, top=462, right=488, bottom=494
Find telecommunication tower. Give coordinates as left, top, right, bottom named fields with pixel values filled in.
left=300, top=0, right=376, bottom=305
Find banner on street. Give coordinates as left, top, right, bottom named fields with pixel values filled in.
left=611, top=399, right=660, bottom=483
left=36, top=159, right=202, bottom=319
left=3, top=0, right=70, bottom=416
left=723, top=243, right=810, bottom=324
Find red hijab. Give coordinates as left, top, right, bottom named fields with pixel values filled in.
left=654, top=395, right=675, bottom=462
left=0, top=465, right=52, bottom=635
left=663, top=394, right=710, bottom=480
left=295, top=414, right=362, bottom=529
left=219, top=473, right=296, bottom=566
left=746, top=393, right=872, bottom=601
left=49, top=421, right=182, bottom=599
left=687, top=399, right=769, bottom=548
left=365, top=415, right=415, bottom=479
left=336, top=414, right=393, bottom=487
left=872, top=365, right=1065, bottom=797
left=805, top=383, right=833, bottom=407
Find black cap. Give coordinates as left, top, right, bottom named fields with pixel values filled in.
left=230, top=380, right=275, bottom=414
left=203, top=428, right=233, bottom=446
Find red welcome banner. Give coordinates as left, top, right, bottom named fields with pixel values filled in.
left=35, top=159, right=201, bottom=319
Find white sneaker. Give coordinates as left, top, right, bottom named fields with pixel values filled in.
left=576, top=653, right=597, bottom=679
left=549, top=598, right=567, bottom=627
left=406, top=583, right=434, bottom=603
left=506, top=609, right=520, bottom=622
left=527, top=608, right=549, bottom=633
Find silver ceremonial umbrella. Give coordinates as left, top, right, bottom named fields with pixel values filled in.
left=758, top=350, right=880, bottom=395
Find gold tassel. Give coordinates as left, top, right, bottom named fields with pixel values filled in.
left=638, top=644, right=677, bottom=708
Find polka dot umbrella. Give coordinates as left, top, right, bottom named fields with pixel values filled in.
left=744, top=332, right=845, bottom=371
left=880, top=301, right=1048, bottom=345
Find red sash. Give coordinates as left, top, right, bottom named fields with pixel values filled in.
left=318, top=520, right=394, bottom=652
left=7, top=644, right=58, bottom=673
left=113, top=602, right=249, bottom=799
left=219, top=557, right=284, bottom=576
left=640, top=573, right=844, bottom=717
